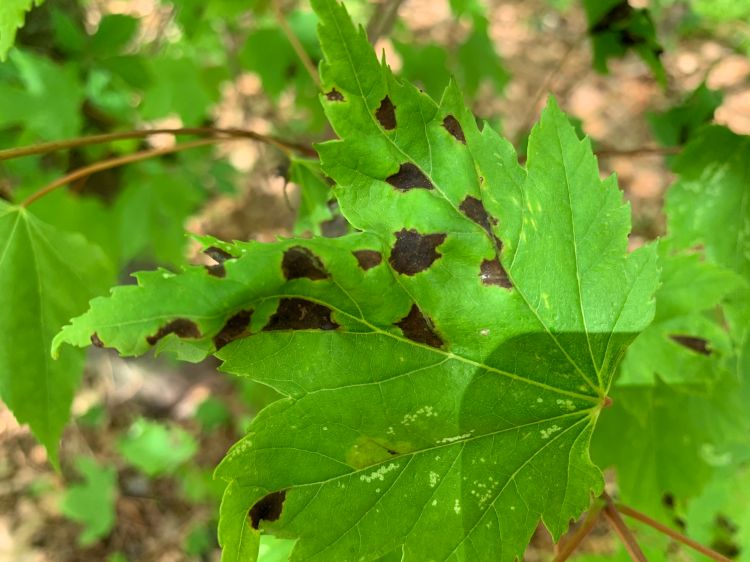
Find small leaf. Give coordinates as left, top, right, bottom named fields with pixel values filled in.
left=60, top=456, right=118, bottom=545
left=118, top=418, right=197, bottom=477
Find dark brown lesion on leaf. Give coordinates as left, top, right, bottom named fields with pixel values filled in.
left=352, top=249, right=382, bottom=270
left=282, top=246, right=329, bottom=281
left=395, top=304, right=444, bottom=348
left=248, top=490, right=287, bottom=530
left=205, top=264, right=226, bottom=278
left=91, top=333, right=104, bottom=348
left=389, top=229, right=446, bottom=275
left=325, top=88, right=345, bottom=101
left=375, top=95, right=396, bottom=130
left=146, top=318, right=201, bottom=345
left=459, top=196, right=497, bottom=236
left=204, top=246, right=235, bottom=278
left=214, top=310, right=253, bottom=350
left=263, top=298, right=339, bottom=331
left=442, top=115, right=466, bottom=143
left=669, top=335, right=711, bottom=355
left=480, top=258, right=512, bottom=289
left=386, top=163, right=433, bottom=191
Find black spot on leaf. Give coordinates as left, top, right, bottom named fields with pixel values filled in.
left=669, top=335, right=711, bottom=355
left=480, top=258, right=512, bottom=288
left=326, top=88, right=344, bottom=101
left=214, top=310, right=253, bottom=350
left=395, top=304, right=443, bottom=348
left=205, top=264, right=226, bottom=278
left=375, top=96, right=396, bottom=130
left=282, top=246, right=328, bottom=281
left=353, top=249, right=382, bottom=270
left=146, top=319, right=201, bottom=345
left=459, top=196, right=497, bottom=235
left=263, top=298, right=339, bottom=331
left=249, top=490, right=286, bottom=529
left=205, top=246, right=233, bottom=264
left=442, top=115, right=466, bottom=143
left=386, top=163, right=433, bottom=191
left=389, top=229, right=446, bottom=275
left=91, top=333, right=104, bottom=348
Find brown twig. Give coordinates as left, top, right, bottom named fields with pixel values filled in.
left=0, top=127, right=317, bottom=162
left=272, top=0, right=321, bottom=90
left=367, top=0, right=406, bottom=43
left=594, top=145, right=682, bottom=159
left=553, top=500, right=604, bottom=562
left=617, top=502, right=733, bottom=562
left=602, top=494, right=647, bottom=562
left=20, top=138, right=236, bottom=208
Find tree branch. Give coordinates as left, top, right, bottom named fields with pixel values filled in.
left=553, top=500, right=604, bottom=562
left=0, top=127, right=317, bottom=162
left=602, top=494, right=647, bottom=562
left=616, top=502, right=733, bottom=562
left=272, top=0, right=321, bottom=90
left=367, top=0, right=405, bottom=43
left=20, top=138, right=238, bottom=208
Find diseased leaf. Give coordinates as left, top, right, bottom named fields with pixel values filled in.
left=54, top=0, right=658, bottom=558
left=0, top=201, right=113, bottom=464
left=0, top=0, right=44, bottom=60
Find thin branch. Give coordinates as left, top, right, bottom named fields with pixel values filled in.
left=553, top=500, right=604, bottom=562
left=594, top=145, right=682, bottom=159
left=602, top=494, right=647, bottom=562
left=272, top=0, right=321, bottom=90
left=0, top=127, right=317, bottom=162
left=367, top=0, right=405, bottom=43
left=20, top=138, right=236, bottom=208
left=617, top=502, right=733, bottom=562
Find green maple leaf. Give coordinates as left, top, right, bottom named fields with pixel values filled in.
left=60, top=456, right=118, bottom=545
left=54, top=0, right=658, bottom=558
left=0, top=201, right=113, bottom=465
left=0, top=0, right=43, bottom=60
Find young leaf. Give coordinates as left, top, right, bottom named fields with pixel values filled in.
left=0, top=0, right=44, bottom=60
left=118, top=418, right=197, bottom=477
left=55, top=0, right=658, bottom=558
left=60, top=456, right=118, bottom=545
left=0, top=201, right=113, bottom=464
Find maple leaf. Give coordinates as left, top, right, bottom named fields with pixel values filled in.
left=54, top=0, right=658, bottom=558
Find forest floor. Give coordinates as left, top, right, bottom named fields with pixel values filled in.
left=1, top=0, right=749, bottom=560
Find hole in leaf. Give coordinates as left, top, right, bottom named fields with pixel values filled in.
left=214, top=310, right=253, bottom=350
left=459, top=196, right=497, bottom=235
left=325, top=88, right=345, bottom=101
left=205, top=246, right=234, bottom=264
left=375, top=95, right=396, bottom=129
left=205, top=264, right=226, bottom=278
left=386, top=163, right=433, bottom=191
left=263, top=298, right=339, bottom=331
left=389, top=229, right=446, bottom=275
left=282, top=246, right=329, bottom=281
left=146, top=319, right=201, bottom=345
left=352, top=249, right=382, bottom=270
left=395, top=304, right=443, bottom=348
left=249, top=490, right=287, bottom=530
left=442, top=115, right=465, bottom=143
left=480, top=258, right=512, bottom=288
left=91, top=333, right=104, bottom=348
left=669, top=335, right=711, bottom=355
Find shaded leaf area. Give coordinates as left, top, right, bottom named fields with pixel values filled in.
left=55, top=0, right=658, bottom=559
left=648, top=82, right=723, bottom=148
left=592, top=374, right=749, bottom=523
left=0, top=201, right=113, bottom=464
left=582, top=0, right=666, bottom=85
left=617, top=252, right=744, bottom=385
left=59, top=456, right=118, bottom=546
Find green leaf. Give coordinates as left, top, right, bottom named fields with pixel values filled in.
left=648, top=83, right=723, bottom=147
left=583, top=0, right=666, bottom=85
left=0, top=201, right=113, bottom=464
left=0, top=0, right=44, bottom=60
left=118, top=418, right=197, bottom=477
left=290, top=158, right=336, bottom=236
left=59, top=456, right=118, bottom=545
left=618, top=252, right=745, bottom=385
left=55, top=0, right=658, bottom=558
